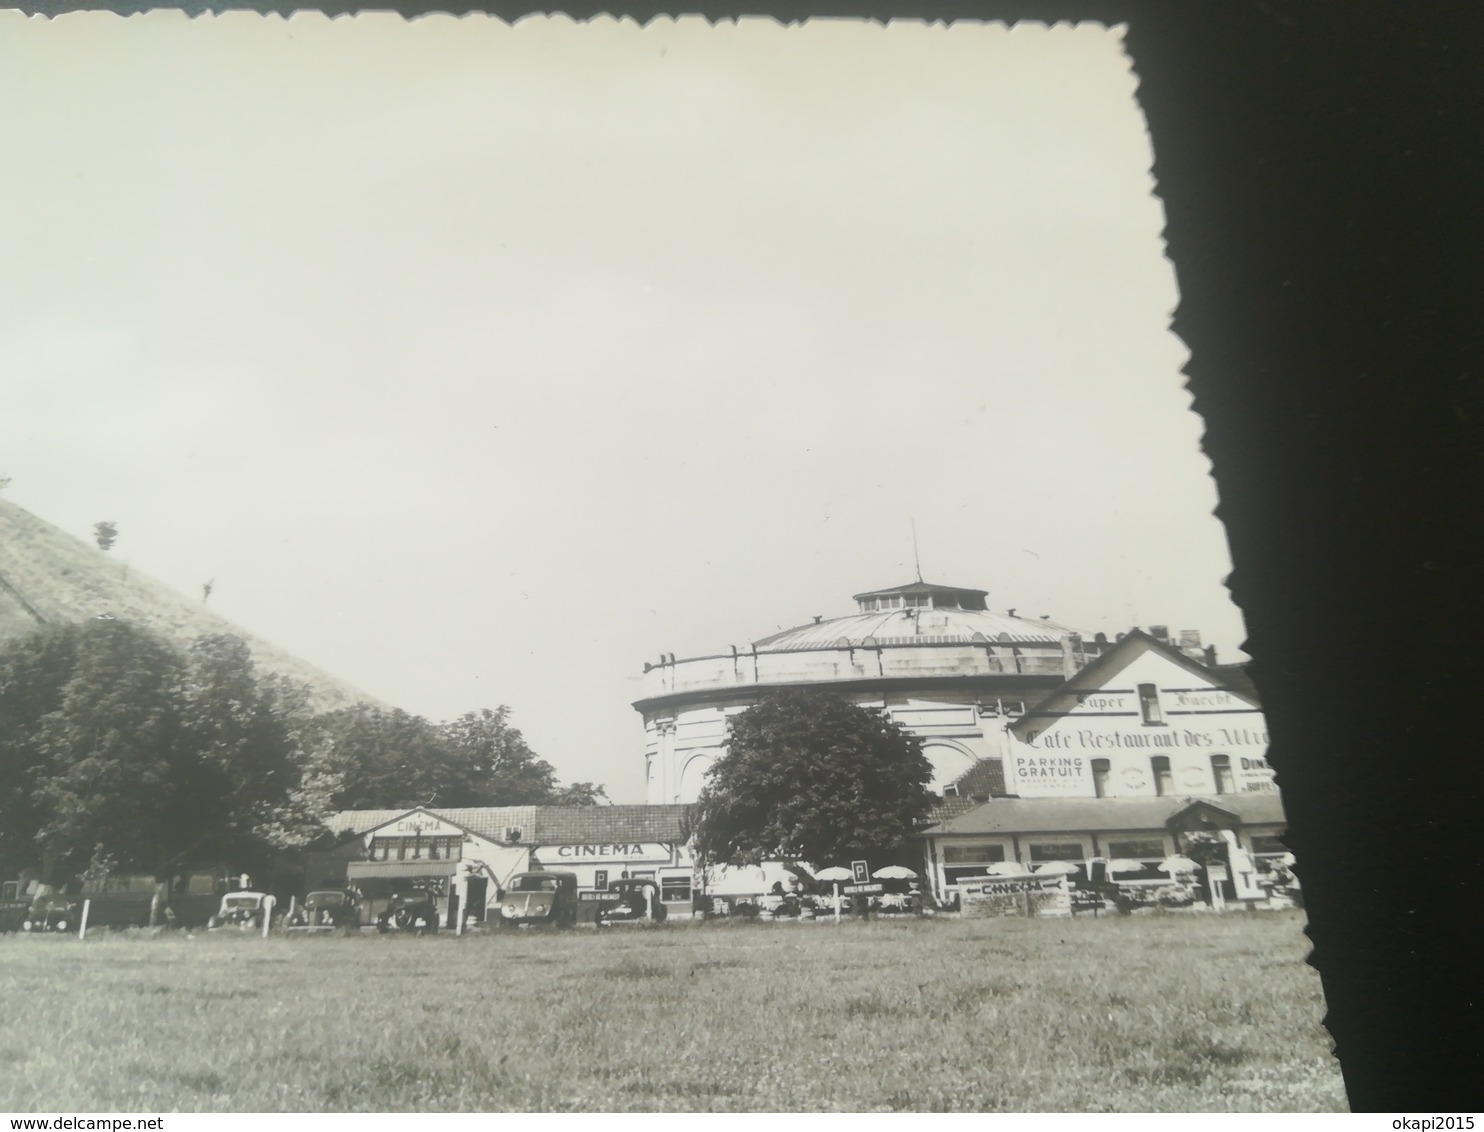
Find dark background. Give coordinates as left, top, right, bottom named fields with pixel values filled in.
left=10, top=0, right=1483, bottom=1111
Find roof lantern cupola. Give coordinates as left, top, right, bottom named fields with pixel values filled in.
left=850, top=581, right=990, bottom=614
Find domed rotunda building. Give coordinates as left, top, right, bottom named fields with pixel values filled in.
left=634, top=580, right=1211, bottom=804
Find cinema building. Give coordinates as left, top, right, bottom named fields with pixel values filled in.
left=312, top=804, right=694, bottom=925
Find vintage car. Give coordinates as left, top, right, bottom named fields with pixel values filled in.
left=286, top=889, right=363, bottom=932
left=493, top=871, right=578, bottom=928
left=375, top=887, right=441, bottom=933
left=22, top=893, right=79, bottom=933
left=595, top=878, right=667, bottom=926
left=206, top=891, right=272, bottom=930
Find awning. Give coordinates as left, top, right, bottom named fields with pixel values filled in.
left=346, top=861, right=458, bottom=879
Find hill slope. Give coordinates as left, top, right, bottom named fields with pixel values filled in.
left=0, top=498, right=382, bottom=712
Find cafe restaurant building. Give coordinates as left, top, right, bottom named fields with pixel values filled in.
left=919, top=630, right=1288, bottom=903
left=314, top=803, right=695, bottom=925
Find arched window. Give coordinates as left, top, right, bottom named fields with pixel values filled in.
left=1091, top=758, right=1111, bottom=798
left=1210, top=754, right=1234, bottom=795
left=1151, top=755, right=1173, bottom=796
left=1138, top=683, right=1164, bottom=725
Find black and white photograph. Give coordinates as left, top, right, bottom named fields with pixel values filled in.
left=7, top=5, right=1470, bottom=1115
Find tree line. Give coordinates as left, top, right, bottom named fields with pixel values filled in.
left=0, top=618, right=605, bottom=887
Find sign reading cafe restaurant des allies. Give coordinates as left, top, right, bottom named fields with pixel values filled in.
left=1007, top=634, right=1277, bottom=799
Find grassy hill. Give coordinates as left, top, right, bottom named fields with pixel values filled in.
left=0, top=498, right=381, bottom=712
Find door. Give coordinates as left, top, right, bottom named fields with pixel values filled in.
left=464, top=877, right=488, bottom=923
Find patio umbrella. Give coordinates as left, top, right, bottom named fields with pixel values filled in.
left=1032, top=860, right=1081, bottom=876
left=1103, top=859, right=1147, bottom=875
left=982, top=861, right=1032, bottom=877
left=1157, top=854, right=1199, bottom=875
left=873, top=865, right=918, bottom=881
left=814, top=866, right=853, bottom=924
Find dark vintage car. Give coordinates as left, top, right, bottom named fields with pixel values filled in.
left=595, top=878, right=668, bottom=926
left=22, top=893, right=80, bottom=933
left=286, top=889, right=363, bottom=932
left=376, top=887, right=441, bottom=933
left=494, top=871, right=578, bottom=928
left=207, top=891, right=273, bottom=930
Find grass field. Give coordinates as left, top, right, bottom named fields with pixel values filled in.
left=0, top=911, right=1345, bottom=1113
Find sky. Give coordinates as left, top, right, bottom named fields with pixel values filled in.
left=0, top=14, right=1245, bottom=802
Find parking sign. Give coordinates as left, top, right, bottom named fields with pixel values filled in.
left=851, top=860, right=870, bottom=884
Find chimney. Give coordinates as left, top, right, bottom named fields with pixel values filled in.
left=1149, top=624, right=1169, bottom=642
left=1058, top=635, right=1078, bottom=678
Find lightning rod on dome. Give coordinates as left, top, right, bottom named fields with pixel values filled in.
left=911, top=519, right=923, bottom=583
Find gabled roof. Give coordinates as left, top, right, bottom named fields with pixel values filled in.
left=924, top=795, right=982, bottom=826
left=919, top=793, right=1286, bottom=837
left=948, top=759, right=1007, bottom=800
left=342, top=806, right=482, bottom=840
left=324, top=804, right=692, bottom=846
left=324, top=806, right=541, bottom=843
left=1010, top=629, right=1260, bottom=736
left=529, top=805, right=692, bottom=845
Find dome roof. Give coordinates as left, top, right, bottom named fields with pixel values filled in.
left=753, top=606, right=1084, bottom=652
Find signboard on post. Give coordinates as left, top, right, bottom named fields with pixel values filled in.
left=956, top=873, right=1072, bottom=918
left=850, top=860, right=870, bottom=884
left=842, top=882, right=884, bottom=896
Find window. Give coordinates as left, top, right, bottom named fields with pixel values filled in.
left=1, top=882, right=16, bottom=902
left=941, top=844, right=1007, bottom=884
left=1091, top=758, right=1111, bottom=798
left=1028, top=842, right=1083, bottom=862
left=1250, top=835, right=1288, bottom=856
left=1211, top=754, right=1234, bottom=795
left=1138, top=683, right=1164, bottom=725
left=1107, top=839, right=1166, bottom=859
left=1151, top=756, right=1173, bottom=796
left=660, top=875, right=692, bottom=902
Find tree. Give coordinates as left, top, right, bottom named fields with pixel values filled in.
left=693, top=689, right=936, bottom=870
left=93, top=521, right=117, bottom=551
left=303, top=704, right=596, bottom=811
left=31, top=620, right=186, bottom=884
left=0, top=623, right=86, bottom=879
left=550, top=781, right=609, bottom=807
left=12, top=622, right=310, bottom=889
left=159, top=634, right=309, bottom=874
left=302, top=705, right=455, bottom=812
left=441, top=707, right=560, bottom=805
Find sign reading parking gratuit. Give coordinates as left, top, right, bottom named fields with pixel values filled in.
left=850, top=860, right=870, bottom=884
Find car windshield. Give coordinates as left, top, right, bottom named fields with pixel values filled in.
left=513, top=876, right=558, bottom=892
left=308, top=892, right=345, bottom=905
